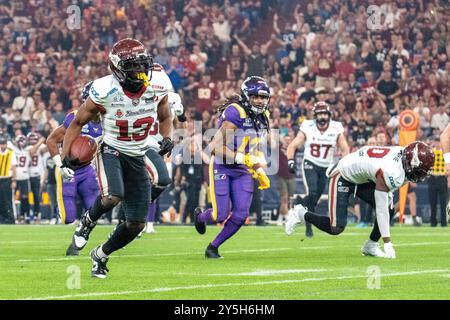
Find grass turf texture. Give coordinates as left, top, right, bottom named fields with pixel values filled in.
left=0, top=224, right=449, bottom=300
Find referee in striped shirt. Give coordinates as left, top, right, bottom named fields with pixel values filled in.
left=0, top=134, right=17, bottom=224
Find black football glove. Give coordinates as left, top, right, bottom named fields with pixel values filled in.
left=158, top=137, right=174, bottom=156
left=176, top=112, right=187, bottom=123
left=62, top=156, right=82, bottom=170
left=288, top=159, right=296, bottom=174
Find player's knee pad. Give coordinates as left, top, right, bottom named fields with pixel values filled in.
left=125, top=220, right=145, bottom=235
left=330, top=226, right=345, bottom=235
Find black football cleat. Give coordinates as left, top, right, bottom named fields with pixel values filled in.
left=194, top=207, right=206, bottom=235
left=72, top=212, right=97, bottom=250
left=90, top=247, right=109, bottom=279
left=65, top=240, right=79, bottom=256
left=205, top=243, right=222, bottom=259
left=305, top=222, right=314, bottom=238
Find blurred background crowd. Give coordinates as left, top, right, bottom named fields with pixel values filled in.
left=0, top=0, right=449, bottom=226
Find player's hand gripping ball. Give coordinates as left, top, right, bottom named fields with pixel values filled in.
left=67, top=135, right=98, bottom=168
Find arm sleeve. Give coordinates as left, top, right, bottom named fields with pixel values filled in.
left=374, top=189, right=390, bottom=238
left=89, top=79, right=108, bottom=106
left=62, top=112, right=75, bottom=129
left=10, top=150, right=17, bottom=166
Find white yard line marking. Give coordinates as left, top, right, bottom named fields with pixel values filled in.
left=14, top=240, right=450, bottom=263
left=178, top=269, right=329, bottom=277
left=19, top=269, right=448, bottom=300
left=16, top=248, right=293, bottom=263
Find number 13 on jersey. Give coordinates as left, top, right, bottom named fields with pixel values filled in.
left=116, top=116, right=158, bottom=141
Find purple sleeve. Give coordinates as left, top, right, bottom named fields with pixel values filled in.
left=222, top=105, right=244, bottom=128
left=63, top=112, right=75, bottom=129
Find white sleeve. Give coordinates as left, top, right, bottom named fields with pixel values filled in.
left=374, top=190, right=390, bottom=238
left=10, top=150, right=17, bottom=166
left=89, top=79, right=108, bottom=106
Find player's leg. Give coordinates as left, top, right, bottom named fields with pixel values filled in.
left=206, top=173, right=253, bottom=258
left=144, top=200, right=157, bottom=234
left=428, top=177, right=438, bottom=226
left=76, top=166, right=101, bottom=216
left=71, top=146, right=124, bottom=251
left=407, top=188, right=420, bottom=226
left=277, top=177, right=289, bottom=225
left=194, top=162, right=231, bottom=234
left=145, top=148, right=172, bottom=202
left=90, top=154, right=150, bottom=278
left=55, top=168, right=77, bottom=224
left=17, top=179, right=29, bottom=222
left=438, top=176, right=448, bottom=226
left=30, top=176, right=41, bottom=220
left=301, top=160, right=321, bottom=237
left=286, top=173, right=350, bottom=235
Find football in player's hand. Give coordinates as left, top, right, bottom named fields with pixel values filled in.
left=69, top=135, right=97, bottom=166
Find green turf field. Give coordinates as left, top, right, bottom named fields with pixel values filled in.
left=0, top=224, right=449, bottom=300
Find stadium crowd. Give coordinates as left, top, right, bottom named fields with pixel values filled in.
left=0, top=0, right=449, bottom=226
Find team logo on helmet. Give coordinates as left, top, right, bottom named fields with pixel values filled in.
left=402, top=141, right=434, bottom=182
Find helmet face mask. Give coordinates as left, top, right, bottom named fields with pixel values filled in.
left=109, top=39, right=153, bottom=93
left=26, top=132, right=39, bottom=146
left=16, top=135, right=26, bottom=149
left=313, top=101, right=331, bottom=128
left=402, top=141, right=434, bottom=183
left=241, top=76, right=271, bottom=115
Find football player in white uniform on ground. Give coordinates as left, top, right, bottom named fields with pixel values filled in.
left=287, top=101, right=350, bottom=237
left=285, top=141, right=434, bottom=258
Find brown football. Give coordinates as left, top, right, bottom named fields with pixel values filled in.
left=69, top=135, right=98, bottom=166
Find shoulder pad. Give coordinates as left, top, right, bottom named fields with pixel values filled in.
left=226, top=103, right=247, bottom=119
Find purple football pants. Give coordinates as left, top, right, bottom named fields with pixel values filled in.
left=198, top=158, right=254, bottom=248
left=56, top=165, right=99, bottom=224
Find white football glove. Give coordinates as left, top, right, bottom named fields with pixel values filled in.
left=53, top=154, right=74, bottom=180
left=168, top=92, right=184, bottom=116
left=383, top=242, right=396, bottom=259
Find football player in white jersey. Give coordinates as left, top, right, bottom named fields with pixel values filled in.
left=285, top=141, right=434, bottom=258
left=441, top=123, right=450, bottom=174
left=287, top=101, right=350, bottom=237
left=440, top=124, right=450, bottom=219
left=141, top=90, right=186, bottom=234
left=26, top=132, right=46, bottom=223
left=62, top=39, right=174, bottom=278
left=11, top=135, right=31, bottom=222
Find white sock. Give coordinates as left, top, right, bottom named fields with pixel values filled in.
left=96, top=246, right=108, bottom=259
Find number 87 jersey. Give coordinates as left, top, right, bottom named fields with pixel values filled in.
left=88, top=66, right=172, bottom=157
left=301, top=119, right=344, bottom=167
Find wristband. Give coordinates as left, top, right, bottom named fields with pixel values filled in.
left=52, top=154, right=63, bottom=168
left=235, top=152, right=244, bottom=164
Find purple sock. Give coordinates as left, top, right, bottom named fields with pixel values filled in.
left=211, top=218, right=242, bottom=248
left=198, top=208, right=214, bottom=224
left=147, top=202, right=156, bottom=222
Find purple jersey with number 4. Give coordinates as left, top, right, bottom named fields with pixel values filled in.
left=216, top=103, right=267, bottom=173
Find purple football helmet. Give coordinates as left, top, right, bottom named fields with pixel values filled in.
left=240, top=76, right=271, bottom=115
